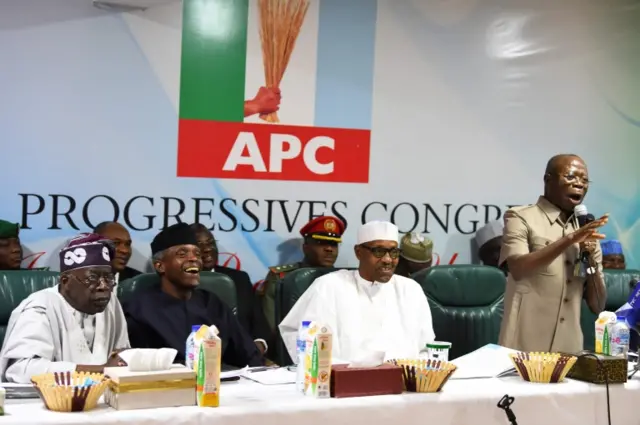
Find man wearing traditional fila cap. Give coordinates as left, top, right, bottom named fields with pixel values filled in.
left=259, top=215, right=346, bottom=333
left=0, top=233, right=129, bottom=383
left=280, top=220, right=435, bottom=364
left=475, top=219, right=505, bottom=272
left=601, top=240, right=626, bottom=270
left=395, top=232, right=433, bottom=278
left=0, top=219, right=22, bottom=270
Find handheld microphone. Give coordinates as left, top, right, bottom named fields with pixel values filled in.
left=574, top=205, right=595, bottom=263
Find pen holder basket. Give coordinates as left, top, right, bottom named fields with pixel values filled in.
left=509, top=352, right=577, bottom=383
left=31, top=371, right=109, bottom=412
left=387, top=358, right=457, bottom=393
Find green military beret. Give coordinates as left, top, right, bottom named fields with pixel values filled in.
left=0, top=220, right=19, bottom=239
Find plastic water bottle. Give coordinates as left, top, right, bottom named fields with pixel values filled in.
left=295, top=320, right=311, bottom=393
left=185, top=325, right=201, bottom=369
left=611, top=316, right=630, bottom=358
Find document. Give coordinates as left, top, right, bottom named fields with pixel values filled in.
left=450, top=344, right=518, bottom=380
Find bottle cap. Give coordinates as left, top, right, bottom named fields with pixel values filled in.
left=192, top=325, right=202, bottom=332
left=301, top=321, right=311, bottom=327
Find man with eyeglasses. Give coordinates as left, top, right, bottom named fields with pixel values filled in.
left=279, top=221, right=435, bottom=363
left=0, top=233, right=129, bottom=383
left=499, top=154, right=608, bottom=353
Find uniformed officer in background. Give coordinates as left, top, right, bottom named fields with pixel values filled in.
left=258, top=216, right=346, bottom=332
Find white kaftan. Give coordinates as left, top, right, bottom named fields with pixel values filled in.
left=0, top=285, right=130, bottom=383
left=279, top=269, right=435, bottom=363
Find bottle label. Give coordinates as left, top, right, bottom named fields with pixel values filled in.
left=297, top=338, right=306, bottom=353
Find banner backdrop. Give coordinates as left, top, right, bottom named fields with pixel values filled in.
left=1, top=0, right=639, bottom=282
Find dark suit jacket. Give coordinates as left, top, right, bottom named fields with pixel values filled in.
left=118, top=266, right=142, bottom=282
left=214, top=265, right=272, bottom=346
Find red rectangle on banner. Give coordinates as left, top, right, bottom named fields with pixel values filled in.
left=177, top=120, right=370, bottom=183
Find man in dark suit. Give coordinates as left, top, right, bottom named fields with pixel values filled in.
left=190, top=223, right=272, bottom=356
left=94, top=222, right=142, bottom=283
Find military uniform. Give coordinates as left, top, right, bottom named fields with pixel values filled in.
left=258, top=215, right=346, bottom=332
left=0, top=220, right=22, bottom=271
left=260, top=262, right=304, bottom=331
left=498, top=196, right=603, bottom=353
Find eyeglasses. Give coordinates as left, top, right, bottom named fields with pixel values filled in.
left=360, top=245, right=401, bottom=259
left=559, top=173, right=592, bottom=185
left=72, top=273, right=116, bottom=289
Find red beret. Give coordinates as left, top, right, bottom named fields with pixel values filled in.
left=299, top=216, right=345, bottom=243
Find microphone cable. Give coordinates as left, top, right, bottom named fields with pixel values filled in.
left=581, top=255, right=611, bottom=425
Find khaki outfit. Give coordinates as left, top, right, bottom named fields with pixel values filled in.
left=499, top=196, right=603, bottom=353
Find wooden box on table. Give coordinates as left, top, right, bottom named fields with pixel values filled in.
left=104, top=365, right=196, bottom=410
left=330, top=364, right=404, bottom=398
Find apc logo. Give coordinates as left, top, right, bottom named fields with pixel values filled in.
left=176, top=0, right=374, bottom=183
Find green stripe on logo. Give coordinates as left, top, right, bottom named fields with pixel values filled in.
left=179, top=0, right=249, bottom=122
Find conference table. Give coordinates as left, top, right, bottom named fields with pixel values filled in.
left=2, top=374, right=637, bottom=425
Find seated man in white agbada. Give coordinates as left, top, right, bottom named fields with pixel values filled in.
left=279, top=221, right=435, bottom=363
left=0, top=233, right=129, bottom=383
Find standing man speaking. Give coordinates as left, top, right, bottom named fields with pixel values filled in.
left=499, top=154, right=608, bottom=353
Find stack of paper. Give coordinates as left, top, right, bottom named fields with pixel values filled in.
left=450, top=344, right=518, bottom=380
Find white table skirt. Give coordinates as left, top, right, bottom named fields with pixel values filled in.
left=2, top=376, right=638, bottom=425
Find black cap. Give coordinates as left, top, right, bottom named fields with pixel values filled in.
left=151, top=223, right=198, bottom=255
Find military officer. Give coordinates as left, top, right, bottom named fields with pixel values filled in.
left=499, top=154, right=608, bottom=353
left=258, top=216, right=346, bottom=332
left=0, top=220, right=22, bottom=271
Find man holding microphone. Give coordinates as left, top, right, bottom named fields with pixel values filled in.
left=499, top=154, right=608, bottom=353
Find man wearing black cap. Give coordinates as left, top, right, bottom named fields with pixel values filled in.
left=0, top=233, right=129, bottom=383
left=257, top=215, right=346, bottom=333
left=123, top=223, right=263, bottom=368
left=190, top=223, right=271, bottom=355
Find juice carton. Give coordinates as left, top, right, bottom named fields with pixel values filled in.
left=595, top=311, right=616, bottom=355
left=192, top=325, right=209, bottom=372
left=196, top=325, right=221, bottom=407
left=304, top=322, right=333, bottom=398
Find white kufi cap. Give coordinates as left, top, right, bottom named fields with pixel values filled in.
left=475, top=219, right=504, bottom=248
left=357, top=221, right=399, bottom=244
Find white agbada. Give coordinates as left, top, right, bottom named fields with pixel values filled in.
left=0, top=285, right=129, bottom=383
left=279, top=269, right=435, bottom=363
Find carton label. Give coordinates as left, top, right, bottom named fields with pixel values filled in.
left=304, top=322, right=332, bottom=398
